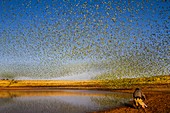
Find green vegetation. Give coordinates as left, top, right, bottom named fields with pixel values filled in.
left=102, top=75, right=170, bottom=89
left=0, top=75, right=169, bottom=89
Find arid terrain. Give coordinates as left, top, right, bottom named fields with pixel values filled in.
left=93, top=85, right=170, bottom=113
left=0, top=75, right=170, bottom=113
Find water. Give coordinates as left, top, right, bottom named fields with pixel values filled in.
left=0, top=90, right=132, bottom=113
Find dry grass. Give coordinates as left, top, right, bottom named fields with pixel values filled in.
left=0, top=75, right=169, bottom=90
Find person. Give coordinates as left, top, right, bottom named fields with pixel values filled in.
left=133, top=88, right=147, bottom=109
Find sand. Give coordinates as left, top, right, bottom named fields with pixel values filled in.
left=93, top=84, right=170, bottom=113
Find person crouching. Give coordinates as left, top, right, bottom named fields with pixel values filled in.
left=133, top=88, right=147, bottom=109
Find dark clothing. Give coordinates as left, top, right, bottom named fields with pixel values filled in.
left=133, top=88, right=146, bottom=100
left=133, top=88, right=147, bottom=109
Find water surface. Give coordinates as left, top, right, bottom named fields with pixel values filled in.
left=0, top=90, right=132, bottom=113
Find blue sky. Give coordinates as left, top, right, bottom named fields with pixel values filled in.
left=0, top=0, right=169, bottom=79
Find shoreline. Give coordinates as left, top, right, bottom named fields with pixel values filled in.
left=0, top=75, right=170, bottom=113
left=92, top=85, right=170, bottom=113
left=0, top=84, right=169, bottom=113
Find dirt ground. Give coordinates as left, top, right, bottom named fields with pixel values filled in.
left=93, top=84, right=170, bottom=113
left=0, top=76, right=169, bottom=113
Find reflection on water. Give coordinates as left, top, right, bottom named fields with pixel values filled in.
left=0, top=90, right=132, bottom=113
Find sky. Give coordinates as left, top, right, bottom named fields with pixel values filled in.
left=0, top=0, right=169, bottom=80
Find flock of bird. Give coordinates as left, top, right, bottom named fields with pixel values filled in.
left=0, top=0, right=169, bottom=79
